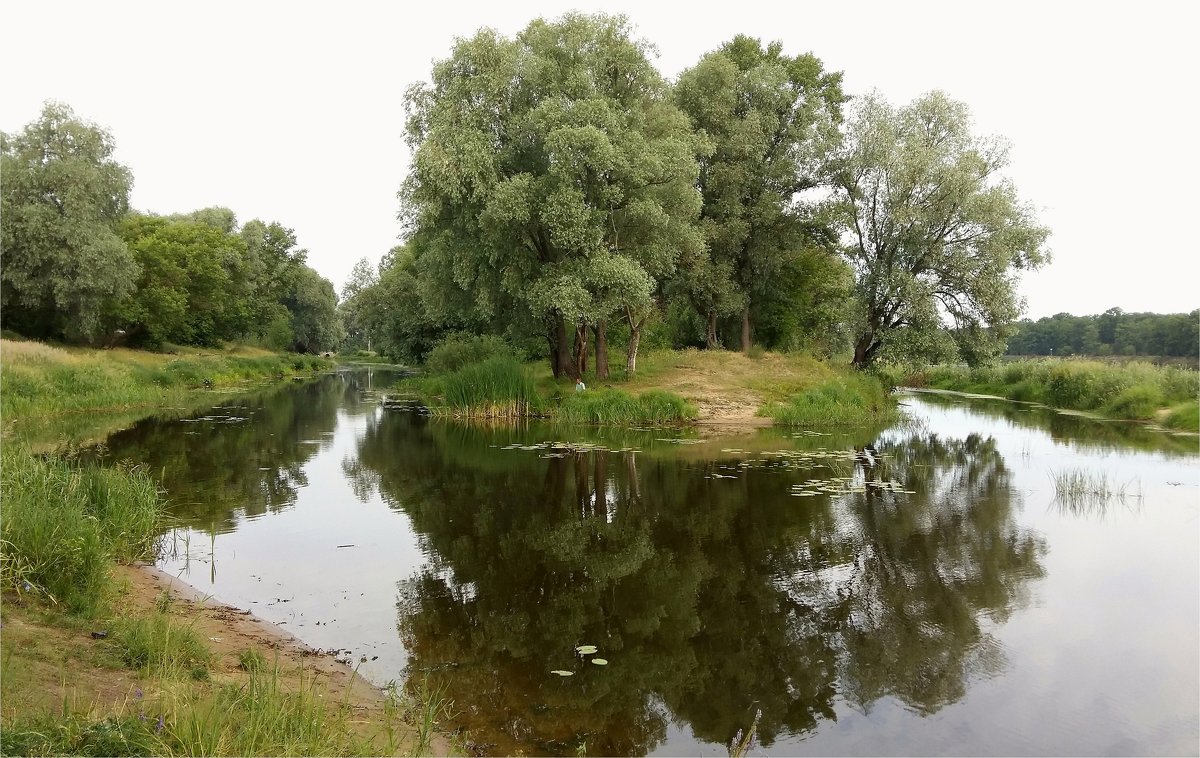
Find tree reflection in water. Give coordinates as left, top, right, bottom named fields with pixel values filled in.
left=350, top=412, right=1047, bottom=756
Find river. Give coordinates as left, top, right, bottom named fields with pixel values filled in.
left=92, top=368, right=1199, bottom=756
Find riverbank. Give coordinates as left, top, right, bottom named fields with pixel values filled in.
left=399, top=348, right=898, bottom=429
left=0, top=341, right=444, bottom=756
left=891, top=359, right=1199, bottom=431
left=0, top=338, right=333, bottom=449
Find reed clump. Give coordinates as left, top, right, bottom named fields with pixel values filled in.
left=1163, top=400, right=1198, bottom=431
left=557, top=388, right=697, bottom=425
left=429, top=356, right=544, bottom=418
left=762, top=373, right=896, bottom=426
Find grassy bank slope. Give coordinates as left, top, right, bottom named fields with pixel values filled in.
left=1, top=339, right=331, bottom=447
left=898, top=359, right=1198, bottom=428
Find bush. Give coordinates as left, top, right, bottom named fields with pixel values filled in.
left=1104, top=384, right=1164, bottom=420
left=1164, top=401, right=1199, bottom=431
left=425, top=334, right=517, bottom=374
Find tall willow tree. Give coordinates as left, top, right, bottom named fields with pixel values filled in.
left=833, top=92, right=1050, bottom=368
left=1, top=102, right=137, bottom=342
left=675, top=36, right=845, bottom=352
left=402, top=13, right=705, bottom=378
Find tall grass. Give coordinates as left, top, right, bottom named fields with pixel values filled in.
left=761, top=374, right=896, bottom=426
left=905, top=359, right=1198, bottom=421
left=556, top=388, right=697, bottom=425
left=424, top=357, right=543, bottom=418
left=0, top=448, right=164, bottom=616
left=1163, top=400, right=1199, bottom=431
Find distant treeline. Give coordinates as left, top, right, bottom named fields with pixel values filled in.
left=1, top=104, right=342, bottom=352
left=1007, top=309, right=1199, bottom=358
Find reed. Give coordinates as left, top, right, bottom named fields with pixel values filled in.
left=433, top=357, right=543, bottom=418
left=556, top=387, right=697, bottom=425
left=1050, top=467, right=1142, bottom=514
left=1163, top=400, right=1198, bottom=432
left=761, top=374, right=896, bottom=426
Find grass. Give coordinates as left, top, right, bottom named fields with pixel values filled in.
left=897, top=358, right=1199, bottom=422
left=113, top=612, right=214, bottom=680
left=0, top=448, right=164, bottom=616
left=759, top=373, right=897, bottom=426
left=1163, top=400, right=1199, bottom=431
left=1, top=338, right=331, bottom=424
left=556, top=388, right=697, bottom=424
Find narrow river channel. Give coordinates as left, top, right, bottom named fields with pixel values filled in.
left=92, top=368, right=1199, bottom=756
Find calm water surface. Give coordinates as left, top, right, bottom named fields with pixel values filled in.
left=94, top=369, right=1199, bottom=756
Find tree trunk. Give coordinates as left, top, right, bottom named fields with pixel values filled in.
left=852, top=331, right=879, bottom=369
left=706, top=311, right=719, bottom=350
left=593, top=321, right=609, bottom=380
left=626, top=318, right=643, bottom=376
left=741, top=306, right=751, bottom=354
left=552, top=313, right=575, bottom=379
left=573, top=322, right=589, bottom=377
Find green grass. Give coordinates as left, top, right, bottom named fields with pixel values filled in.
left=556, top=388, right=697, bottom=425
left=113, top=612, right=214, bottom=680
left=760, top=374, right=897, bottom=426
left=0, top=448, right=164, bottom=616
left=427, top=356, right=544, bottom=418
left=1, top=339, right=331, bottom=423
left=901, top=358, right=1199, bottom=421
left=1163, top=400, right=1199, bottom=431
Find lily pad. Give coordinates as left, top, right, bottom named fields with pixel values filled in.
left=575, top=645, right=598, bottom=655
left=551, top=670, right=574, bottom=676
left=591, top=658, right=609, bottom=666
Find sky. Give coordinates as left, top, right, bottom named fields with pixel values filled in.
left=2, top=0, right=1196, bottom=320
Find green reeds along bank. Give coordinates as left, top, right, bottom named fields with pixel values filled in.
left=0, top=448, right=163, bottom=616
left=556, top=388, right=697, bottom=425
left=1163, top=400, right=1199, bottom=431
left=114, top=611, right=214, bottom=680
left=762, top=374, right=896, bottom=426
left=909, top=358, right=1198, bottom=421
left=422, top=357, right=544, bottom=418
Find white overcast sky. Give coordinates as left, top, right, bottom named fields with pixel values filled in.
left=2, top=0, right=1196, bottom=319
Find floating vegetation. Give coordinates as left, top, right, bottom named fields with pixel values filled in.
left=655, top=438, right=707, bottom=444
left=495, top=441, right=642, bottom=455
left=575, top=645, right=598, bottom=655
left=591, top=659, right=608, bottom=666
left=550, top=670, right=574, bottom=677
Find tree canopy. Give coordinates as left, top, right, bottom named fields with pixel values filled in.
left=1, top=102, right=138, bottom=342
left=832, top=91, right=1050, bottom=368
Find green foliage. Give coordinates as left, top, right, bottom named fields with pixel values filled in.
left=833, top=92, right=1050, bottom=368
left=114, top=612, right=214, bottom=679
left=556, top=387, right=697, bottom=424
left=675, top=35, right=845, bottom=351
left=0, top=713, right=161, bottom=757
left=0, top=449, right=162, bottom=615
left=238, top=648, right=270, bottom=674
left=424, top=333, right=518, bottom=374
left=1, top=102, right=137, bottom=342
left=1007, top=308, right=1199, bottom=359
left=916, top=359, right=1198, bottom=420
left=1163, top=401, right=1198, bottom=431
left=761, top=374, right=895, bottom=426
left=403, top=13, right=706, bottom=375
left=282, top=265, right=343, bottom=353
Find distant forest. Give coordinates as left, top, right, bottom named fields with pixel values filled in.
left=1006, top=309, right=1199, bottom=358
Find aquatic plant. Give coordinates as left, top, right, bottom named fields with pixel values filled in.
left=1050, top=468, right=1142, bottom=515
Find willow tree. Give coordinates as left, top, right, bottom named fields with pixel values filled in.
left=833, top=92, right=1050, bottom=368
left=675, top=36, right=844, bottom=352
left=1, top=102, right=137, bottom=342
left=402, top=13, right=704, bottom=378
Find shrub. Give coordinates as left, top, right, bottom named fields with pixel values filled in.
left=425, top=334, right=517, bottom=374
left=1104, top=384, right=1164, bottom=420
left=1164, top=400, right=1199, bottom=431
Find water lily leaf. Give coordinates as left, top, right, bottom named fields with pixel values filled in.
left=551, top=670, right=574, bottom=676
left=575, top=645, right=598, bottom=655
left=591, top=658, right=608, bottom=666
